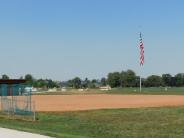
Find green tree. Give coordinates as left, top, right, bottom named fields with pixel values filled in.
left=175, top=73, right=184, bottom=87
left=120, top=70, right=136, bottom=87
left=72, top=77, right=82, bottom=89
left=82, top=78, right=90, bottom=88
left=24, top=74, right=34, bottom=86
left=88, top=82, right=96, bottom=88
left=91, top=79, right=97, bottom=83
left=100, top=77, right=107, bottom=86
left=2, top=74, right=10, bottom=80
left=145, top=75, right=162, bottom=87
left=67, top=80, right=74, bottom=87
left=37, top=79, right=48, bottom=88
left=88, top=79, right=98, bottom=88
left=19, top=76, right=24, bottom=79
left=170, top=77, right=176, bottom=86
left=107, top=72, right=121, bottom=88
left=125, top=70, right=136, bottom=87
left=120, top=71, right=126, bottom=87
left=47, top=79, right=59, bottom=88
left=25, top=74, right=34, bottom=82
left=162, top=74, right=172, bottom=86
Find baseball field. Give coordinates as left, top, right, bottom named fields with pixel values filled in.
left=1, top=89, right=184, bottom=138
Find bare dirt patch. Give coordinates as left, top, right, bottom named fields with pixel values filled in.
left=32, top=94, right=184, bottom=112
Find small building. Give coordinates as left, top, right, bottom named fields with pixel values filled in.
left=99, top=85, right=111, bottom=91
left=25, top=87, right=38, bottom=92
left=61, top=87, right=67, bottom=92
left=78, top=89, right=84, bottom=92
left=48, top=87, right=57, bottom=92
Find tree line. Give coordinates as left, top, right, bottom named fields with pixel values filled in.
left=1, top=70, right=184, bottom=89
left=0, top=74, right=60, bottom=89
left=107, top=70, right=184, bottom=88
left=61, top=77, right=104, bottom=89
left=62, top=70, right=184, bottom=88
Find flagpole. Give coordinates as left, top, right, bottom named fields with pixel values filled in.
left=139, top=32, right=142, bottom=92
left=140, top=60, right=142, bottom=92
left=140, top=75, right=142, bottom=92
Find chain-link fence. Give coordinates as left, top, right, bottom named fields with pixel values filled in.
left=0, top=84, right=36, bottom=121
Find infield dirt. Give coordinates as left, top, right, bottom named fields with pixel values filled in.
left=32, top=94, right=184, bottom=112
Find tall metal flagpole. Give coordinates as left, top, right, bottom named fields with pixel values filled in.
left=140, top=74, right=142, bottom=92
left=139, top=32, right=144, bottom=92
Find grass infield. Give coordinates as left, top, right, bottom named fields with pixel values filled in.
left=1, top=107, right=184, bottom=138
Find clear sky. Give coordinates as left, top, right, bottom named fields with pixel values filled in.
left=0, top=0, right=184, bottom=81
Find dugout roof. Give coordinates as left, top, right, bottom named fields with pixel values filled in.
left=0, top=79, right=26, bottom=84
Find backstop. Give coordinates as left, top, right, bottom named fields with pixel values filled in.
left=0, top=80, right=36, bottom=121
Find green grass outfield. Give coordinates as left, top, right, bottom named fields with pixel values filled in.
left=108, top=87, right=184, bottom=95
left=1, top=107, right=184, bottom=138
left=34, top=87, right=184, bottom=95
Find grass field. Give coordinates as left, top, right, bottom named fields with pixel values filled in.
left=108, top=87, right=184, bottom=94
left=1, top=107, right=184, bottom=138
left=34, top=87, right=184, bottom=95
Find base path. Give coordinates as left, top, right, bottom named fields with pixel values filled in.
left=0, top=128, right=49, bottom=138
left=32, top=94, right=184, bottom=112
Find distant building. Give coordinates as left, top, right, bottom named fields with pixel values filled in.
left=48, top=88, right=57, bottom=92
left=61, top=87, right=66, bottom=92
left=78, top=89, right=84, bottom=92
left=99, top=85, right=111, bottom=91
left=25, top=87, right=38, bottom=92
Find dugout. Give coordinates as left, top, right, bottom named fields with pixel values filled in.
left=0, top=79, right=26, bottom=96
left=0, top=79, right=35, bottom=121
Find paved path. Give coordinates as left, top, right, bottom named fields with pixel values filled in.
left=0, top=128, right=50, bottom=138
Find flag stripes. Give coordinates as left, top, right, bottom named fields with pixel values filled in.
left=140, top=33, right=144, bottom=66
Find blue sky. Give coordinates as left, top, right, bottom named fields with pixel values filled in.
left=0, top=0, right=184, bottom=80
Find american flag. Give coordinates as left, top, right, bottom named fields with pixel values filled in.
left=139, top=32, right=144, bottom=66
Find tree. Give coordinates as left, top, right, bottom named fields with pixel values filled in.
left=125, top=70, right=136, bottom=87
left=89, top=79, right=98, bottom=88
left=2, top=74, right=10, bottom=80
left=60, top=81, right=68, bottom=87
left=162, top=74, right=172, bottom=86
left=82, top=78, right=90, bottom=88
left=120, top=71, right=126, bottom=87
left=100, top=77, right=107, bottom=86
left=19, top=76, right=24, bottom=79
left=88, top=82, right=96, bottom=88
left=145, top=75, right=162, bottom=87
left=25, top=74, right=34, bottom=82
left=175, top=73, right=184, bottom=87
left=91, top=79, right=97, bottom=83
left=37, top=79, right=48, bottom=88
left=32, top=80, right=38, bottom=87
left=24, top=74, right=34, bottom=86
left=170, top=77, right=176, bottom=86
left=67, top=80, right=74, bottom=87
left=107, top=72, right=121, bottom=88
left=72, top=77, right=82, bottom=89
left=47, top=79, right=58, bottom=88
